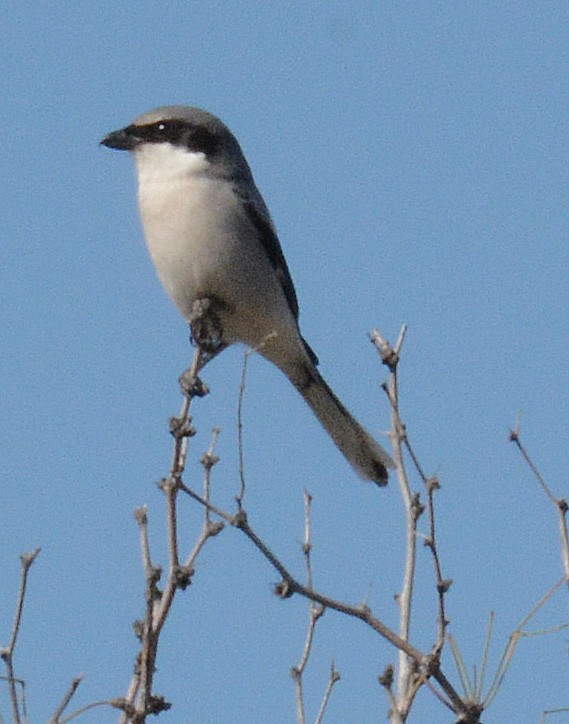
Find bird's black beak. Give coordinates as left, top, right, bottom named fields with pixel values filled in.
left=100, top=127, right=139, bottom=151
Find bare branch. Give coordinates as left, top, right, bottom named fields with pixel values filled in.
left=291, top=490, right=327, bottom=723
left=443, top=576, right=569, bottom=720
left=424, top=677, right=455, bottom=713
left=424, top=476, right=451, bottom=647
left=182, top=480, right=471, bottom=718
left=0, top=547, right=40, bottom=724
left=48, top=674, right=84, bottom=723
left=540, top=708, right=569, bottom=723
left=183, top=434, right=225, bottom=572
left=314, top=660, right=341, bottom=724
left=6, top=549, right=41, bottom=655
left=510, top=428, right=569, bottom=586
left=236, top=348, right=253, bottom=509
left=379, top=663, right=408, bottom=723
left=117, top=350, right=226, bottom=722
left=57, top=698, right=117, bottom=723
left=509, top=426, right=556, bottom=502
left=373, top=327, right=419, bottom=710
left=235, top=333, right=277, bottom=509
left=372, top=326, right=451, bottom=719
left=302, top=490, right=314, bottom=590
left=448, top=634, right=475, bottom=701
left=370, top=324, right=407, bottom=373
left=200, top=427, right=220, bottom=525
left=170, top=351, right=204, bottom=480
left=475, top=612, right=494, bottom=702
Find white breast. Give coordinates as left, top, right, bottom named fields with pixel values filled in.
left=134, top=145, right=237, bottom=313
left=132, top=142, right=300, bottom=355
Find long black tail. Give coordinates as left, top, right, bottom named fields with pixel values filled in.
left=296, top=366, right=393, bottom=485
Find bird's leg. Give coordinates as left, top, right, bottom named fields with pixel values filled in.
left=178, top=297, right=228, bottom=397
left=188, top=296, right=228, bottom=367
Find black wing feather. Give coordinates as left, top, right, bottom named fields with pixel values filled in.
left=241, top=198, right=319, bottom=366
left=242, top=199, right=300, bottom=319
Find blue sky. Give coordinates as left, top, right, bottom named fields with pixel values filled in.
left=1, top=3, right=568, bottom=722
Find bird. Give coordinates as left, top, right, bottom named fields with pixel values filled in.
left=101, top=106, right=393, bottom=484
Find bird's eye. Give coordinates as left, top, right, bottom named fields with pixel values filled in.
left=150, top=120, right=188, bottom=140
left=132, top=119, right=193, bottom=145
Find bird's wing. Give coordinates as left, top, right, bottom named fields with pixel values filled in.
left=240, top=194, right=300, bottom=320
left=239, top=191, right=319, bottom=366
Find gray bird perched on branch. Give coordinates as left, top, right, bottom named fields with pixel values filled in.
left=101, top=106, right=393, bottom=484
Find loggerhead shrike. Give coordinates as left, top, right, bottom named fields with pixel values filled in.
left=101, top=106, right=393, bottom=484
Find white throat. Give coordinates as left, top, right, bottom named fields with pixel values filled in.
left=134, top=142, right=210, bottom=184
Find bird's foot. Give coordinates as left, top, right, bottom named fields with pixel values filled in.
left=188, top=297, right=227, bottom=362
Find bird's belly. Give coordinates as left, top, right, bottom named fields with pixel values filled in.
left=137, top=178, right=295, bottom=349
left=139, top=182, right=233, bottom=308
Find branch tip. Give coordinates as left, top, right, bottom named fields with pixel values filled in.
left=20, top=547, right=41, bottom=569
left=134, top=506, right=148, bottom=525
left=369, top=329, right=399, bottom=371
